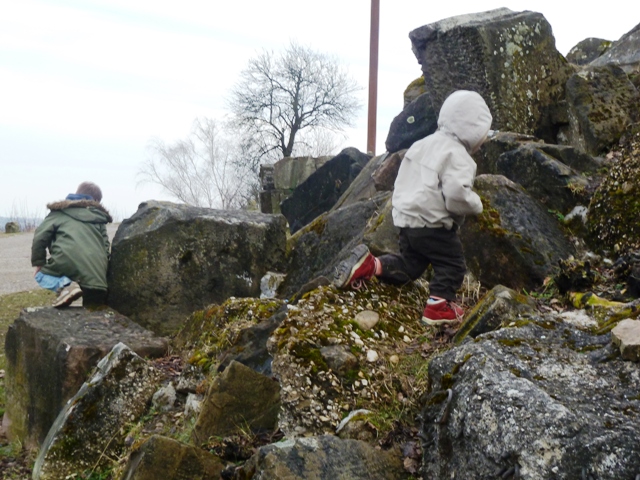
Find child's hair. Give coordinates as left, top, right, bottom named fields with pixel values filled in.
left=76, top=181, right=103, bottom=202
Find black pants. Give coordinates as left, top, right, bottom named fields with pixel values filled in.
left=378, top=227, right=466, bottom=301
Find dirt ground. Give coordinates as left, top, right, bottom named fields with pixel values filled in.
left=0, top=224, right=119, bottom=296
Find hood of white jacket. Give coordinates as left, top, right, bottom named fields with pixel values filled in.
left=437, top=90, right=493, bottom=153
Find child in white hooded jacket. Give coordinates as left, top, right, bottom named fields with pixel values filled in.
left=333, top=90, right=492, bottom=325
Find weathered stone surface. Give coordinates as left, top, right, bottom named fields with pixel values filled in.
left=590, top=21, right=640, bottom=74
left=409, top=8, right=574, bottom=143
left=280, top=193, right=389, bottom=298
left=121, top=435, right=224, bottom=480
left=420, top=317, right=640, bottom=479
left=192, top=360, right=280, bottom=442
left=107, top=201, right=287, bottom=336
left=239, top=435, right=405, bottom=480
left=320, top=345, right=359, bottom=376
left=4, top=221, right=19, bottom=233
left=494, top=144, right=590, bottom=213
left=372, top=149, right=406, bottom=192
left=459, top=175, right=575, bottom=291
left=454, top=285, right=537, bottom=343
left=216, top=307, right=288, bottom=375
left=32, top=343, right=162, bottom=480
left=588, top=127, right=640, bottom=253
left=385, top=92, right=438, bottom=153
left=560, top=65, right=640, bottom=155
left=280, top=147, right=372, bottom=233
left=611, top=319, right=640, bottom=361
left=3, top=307, right=167, bottom=449
left=476, top=132, right=602, bottom=176
left=566, top=37, right=612, bottom=65
left=172, top=297, right=285, bottom=375
left=362, top=194, right=400, bottom=257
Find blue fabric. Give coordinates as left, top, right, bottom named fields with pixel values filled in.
left=35, top=271, right=71, bottom=292
left=65, top=193, right=93, bottom=201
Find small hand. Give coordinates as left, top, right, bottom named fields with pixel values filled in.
left=34, top=266, right=42, bottom=276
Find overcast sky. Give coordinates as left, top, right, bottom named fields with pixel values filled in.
left=1, top=1, right=639, bottom=220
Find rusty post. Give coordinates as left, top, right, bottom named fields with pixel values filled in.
left=367, top=0, right=380, bottom=156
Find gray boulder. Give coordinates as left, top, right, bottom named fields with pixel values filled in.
left=566, top=37, right=612, bottom=65
left=280, top=147, right=372, bottom=233
left=459, top=174, right=575, bottom=292
left=192, top=360, right=280, bottom=443
left=409, top=8, right=574, bottom=143
left=32, top=343, right=162, bottom=480
left=3, top=307, right=167, bottom=449
left=420, top=317, right=640, bottom=479
left=121, top=435, right=224, bottom=480
left=239, top=435, right=405, bottom=480
left=560, top=65, right=640, bottom=156
left=385, top=92, right=438, bottom=153
left=476, top=131, right=602, bottom=176
left=494, top=144, right=590, bottom=213
left=280, top=193, right=390, bottom=298
left=107, top=201, right=287, bottom=336
left=590, top=21, right=640, bottom=74
left=362, top=195, right=400, bottom=257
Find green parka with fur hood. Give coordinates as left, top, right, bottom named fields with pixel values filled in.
left=31, top=199, right=112, bottom=291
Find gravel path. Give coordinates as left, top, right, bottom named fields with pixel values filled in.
left=0, top=224, right=119, bottom=296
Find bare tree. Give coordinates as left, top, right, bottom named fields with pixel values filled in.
left=138, top=118, right=253, bottom=210
left=228, top=41, right=361, bottom=166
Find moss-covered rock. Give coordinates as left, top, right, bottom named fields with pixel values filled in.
left=173, top=297, right=285, bottom=374
left=403, top=76, right=426, bottom=107
left=280, top=193, right=390, bottom=298
left=32, top=343, right=162, bottom=480
left=238, top=435, right=406, bottom=480
left=566, top=37, right=612, bottom=66
left=453, top=285, right=537, bottom=343
left=587, top=126, right=640, bottom=253
left=409, top=8, right=574, bottom=143
left=561, top=65, right=640, bottom=156
left=120, top=435, right=224, bottom=480
left=107, top=201, right=287, bottom=336
left=459, top=174, right=575, bottom=292
left=192, top=360, right=280, bottom=442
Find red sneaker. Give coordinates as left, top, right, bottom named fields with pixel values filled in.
left=333, top=244, right=376, bottom=288
left=421, top=299, right=464, bottom=326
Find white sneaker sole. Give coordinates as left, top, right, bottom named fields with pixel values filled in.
left=332, top=244, right=371, bottom=288
left=421, top=316, right=461, bottom=326
left=53, top=286, right=83, bottom=308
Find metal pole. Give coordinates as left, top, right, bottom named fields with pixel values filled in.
left=367, top=0, right=380, bottom=156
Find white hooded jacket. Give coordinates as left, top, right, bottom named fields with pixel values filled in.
left=392, top=90, right=493, bottom=230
